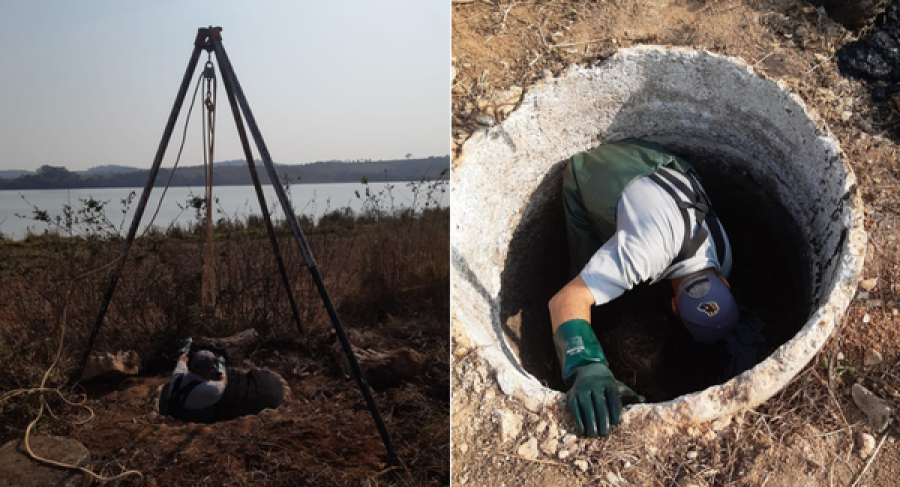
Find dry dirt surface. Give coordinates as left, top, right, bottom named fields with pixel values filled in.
left=452, top=1, right=900, bottom=485
left=22, top=318, right=449, bottom=486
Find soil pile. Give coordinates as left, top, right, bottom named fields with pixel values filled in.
left=837, top=0, right=900, bottom=95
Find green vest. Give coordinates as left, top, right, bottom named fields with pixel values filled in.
left=562, top=139, right=695, bottom=275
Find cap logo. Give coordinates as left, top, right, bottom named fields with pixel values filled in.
left=698, top=301, right=719, bottom=317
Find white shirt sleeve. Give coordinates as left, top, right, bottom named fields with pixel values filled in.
left=173, top=360, right=188, bottom=376
left=579, top=175, right=729, bottom=306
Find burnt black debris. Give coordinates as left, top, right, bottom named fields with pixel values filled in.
left=837, top=0, right=900, bottom=98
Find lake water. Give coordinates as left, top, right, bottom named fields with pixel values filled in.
left=0, top=181, right=447, bottom=239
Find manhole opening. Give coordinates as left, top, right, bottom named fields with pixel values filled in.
left=499, top=149, right=813, bottom=403
left=159, top=368, right=287, bottom=423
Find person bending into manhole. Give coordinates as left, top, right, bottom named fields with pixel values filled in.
left=165, top=340, right=228, bottom=423
left=549, top=138, right=743, bottom=438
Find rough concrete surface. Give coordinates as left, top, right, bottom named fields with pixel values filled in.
left=451, top=47, right=866, bottom=425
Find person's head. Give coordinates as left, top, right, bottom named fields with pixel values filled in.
left=670, top=268, right=739, bottom=343
left=189, top=350, right=216, bottom=379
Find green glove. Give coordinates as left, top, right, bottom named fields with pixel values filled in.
left=553, top=319, right=644, bottom=437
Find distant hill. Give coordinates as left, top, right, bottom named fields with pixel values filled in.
left=0, top=170, right=33, bottom=179
left=79, top=165, right=141, bottom=175
left=0, top=157, right=450, bottom=190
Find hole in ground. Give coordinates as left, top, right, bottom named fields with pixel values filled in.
left=159, top=368, right=287, bottom=423
left=499, top=150, right=812, bottom=403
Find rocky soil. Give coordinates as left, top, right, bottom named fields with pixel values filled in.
left=452, top=1, right=900, bottom=485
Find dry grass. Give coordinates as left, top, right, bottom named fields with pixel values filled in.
left=0, top=186, right=449, bottom=485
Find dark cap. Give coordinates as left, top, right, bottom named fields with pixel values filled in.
left=676, top=269, right=739, bottom=343
left=190, top=350, right=216, bottom=375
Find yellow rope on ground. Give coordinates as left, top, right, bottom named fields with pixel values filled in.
left=6, top=307, right=144, bottom=484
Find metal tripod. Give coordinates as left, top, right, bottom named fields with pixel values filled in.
left=77, top=26, right=400, bottom=467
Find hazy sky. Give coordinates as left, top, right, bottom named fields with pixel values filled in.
left=0, top=1, right=449, bottom=171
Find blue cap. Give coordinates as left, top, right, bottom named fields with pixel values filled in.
left=676, top=270, right=739, bottom=343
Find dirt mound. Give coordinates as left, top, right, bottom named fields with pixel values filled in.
left=837, top=0, right=900, bottom=92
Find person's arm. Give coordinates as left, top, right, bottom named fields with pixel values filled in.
left=173, top=354, right=189, bottom=375
left=549, top=275, right=595, bottom=333
left=550, top=274, right=642, bottom=438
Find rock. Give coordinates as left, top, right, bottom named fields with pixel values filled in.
left=865, top=349, right=883, bottom=366
left=497, top=411, right=523, bottom=443
left=857, top=430, right=877, bottom=457
left=0, top=436, right=90, bottom=487
left=540, top=437, right=559, bottom=455
left=561, top=433, right=577, bottom=446
left=330, top=340, right=426, bottom=391
left=80, top=350, right=140, bottom=381
left=860, top=278, right=878, bottom=291
left=558, top=450, right=570, bottom=460
left=517, top=438, right=539, bottom=459
left=194, top=329, right=260, bottom=361
left=711, top=415, right=733, bottom=431
left=534, top=420, right=548, bottom=435
left=852, top=383, right=893, bottom=433
left=606, top=471, right=626, bottom=485
left=547, top=423, right=559, bottom=440
left=459, top=443, right=469, bottom=454
left=574, top=459, right=589, bottom=472
left=519, top=395, right=542, bottom=414
left=474, top=113, right=495, bottom=126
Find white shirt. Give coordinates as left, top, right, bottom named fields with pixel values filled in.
left=171, top=360, right=226, bottom=410
left=580, top=169, right=733, bottom=306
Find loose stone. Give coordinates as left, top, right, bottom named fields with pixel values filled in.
left=857, top=431, right=876, bottom=457
left=517, top=438, right=539, bottom=459
left=860, top=278, right=878, bottom=291
left=497, top=410, right=523, bottom=442
left=864, top=349, right=883, bottom=366
left=540, top=437, right=559, bottom=455
left=851, top=384, right=893, bottom=433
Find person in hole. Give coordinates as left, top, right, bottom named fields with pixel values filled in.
left=164, top=343, right=228, bottom=423
left=549, top=138, right=743, bottom=438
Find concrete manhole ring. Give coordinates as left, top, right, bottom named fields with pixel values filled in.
left=451, top=46, right=866, bottom=425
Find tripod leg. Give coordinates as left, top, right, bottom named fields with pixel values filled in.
left=219, top=68, right=305, bottom=334
left=77, top=37, right=206, bottom=379
left=211, top=36, right=401, bottom=468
